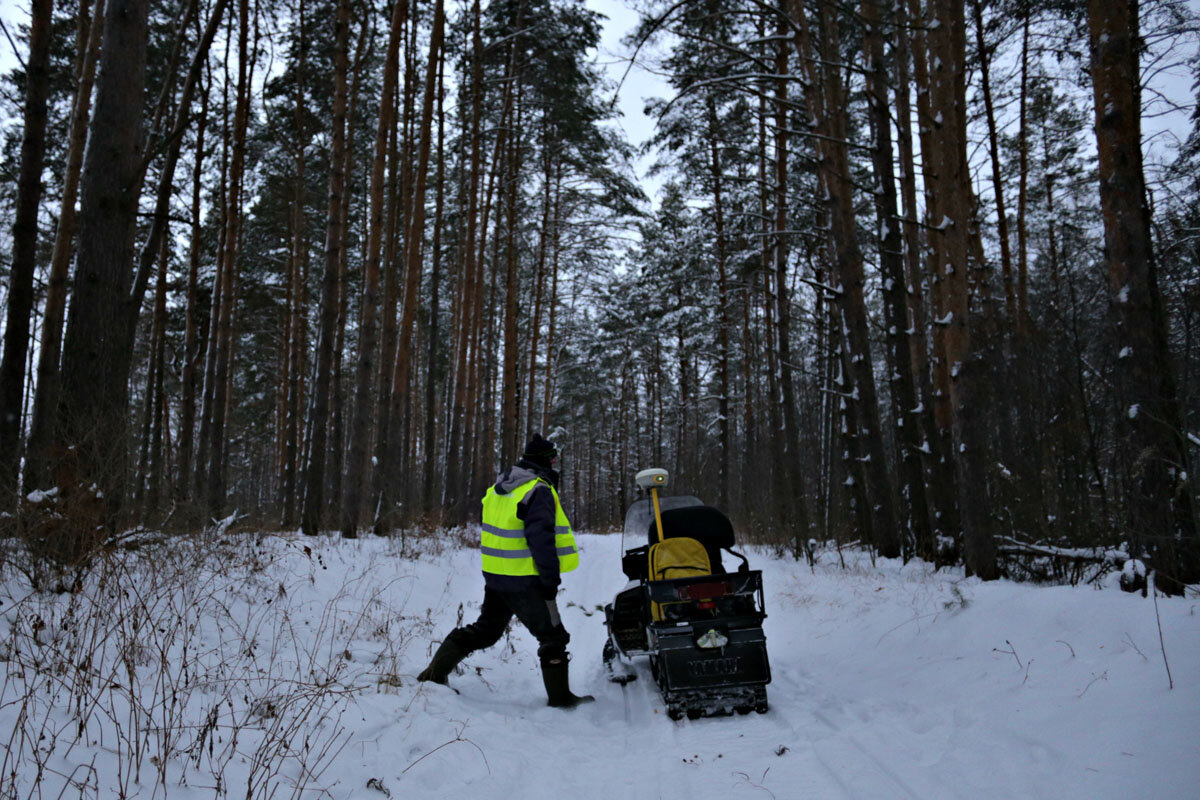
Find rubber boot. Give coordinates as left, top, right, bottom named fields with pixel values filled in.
left=417, top=637, right=470, bottom=685
left=541, top=656, right=595, bottom=708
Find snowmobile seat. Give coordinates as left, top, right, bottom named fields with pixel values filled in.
left=647, top=506, right=738, bottom=574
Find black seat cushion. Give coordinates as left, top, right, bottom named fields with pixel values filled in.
left=646, top=505, right=735, bottom=573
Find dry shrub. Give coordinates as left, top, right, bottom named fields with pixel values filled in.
left=0, top=528, right=412, bottom=798
left=15, top=447, right=107, bottom=591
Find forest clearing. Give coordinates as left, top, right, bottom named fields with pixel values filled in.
left=1, top=0, right=1198, bottom=794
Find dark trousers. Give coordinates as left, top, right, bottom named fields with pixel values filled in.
left=445, top=587, right=571, bottom=662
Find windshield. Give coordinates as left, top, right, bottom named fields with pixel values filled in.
left=623, top=495, right=704, bottom=542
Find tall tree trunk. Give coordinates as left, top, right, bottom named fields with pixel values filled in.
left=147, top=232, right=170, bottom=513
left=342, top=0, right=409, bottom=537
left=178, top=67, right=208, bottom=504
left=893, top=0, right=947, bottom=559
left=23, top=0, right=106, bottom=493
left=458, top=98, right=503, bottom=517
left=925, top=0, right=997, bottom=578
left=526, top=130, right=553, bottom=441
left=326, top=9, right=368, bottom=530
left=197, top=39, right=234, bottom=503
left=540, top=164, right=563, bottom=433
left=905, top=0, right=961, bottom=549
left=56, top=0, right=151, bottom=522
left=206, top=0, right=251, bottom=517
left=708, top=100, right=731, bottom=512
left=379, top=0, right=445, bottom=530
left=754, top=39, right=784, bottom=531
left=499, top=80, right=525, bottom=469
left=0, top=0, right=53, bottom=502
left=371, top=72, right=406, bottom=530
left=863, top=0, right=931, bottom=558
left=1016, top=12, right=1031, bottom=331
left=791, top=0, right=896, bottom=555
left=972, top=0, right=1016, bottom=329
left=772, top=8, right=812, bottom=543
left=135, top=249, right=160, bottom=512
left=281, top=0, right=307, bottom=528
left=423, top=45, right=446, bottom=515
left=1087, top=0, right=1198, bottom=591
left=445, top=0, right=485, bottom=516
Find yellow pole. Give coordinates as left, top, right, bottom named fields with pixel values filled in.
left=651, top=486, right=665, bottom=543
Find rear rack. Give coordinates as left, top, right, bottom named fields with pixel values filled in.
left=645, top=570, right=765, bottom=625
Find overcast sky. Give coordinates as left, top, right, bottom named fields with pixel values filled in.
left=584, top=0, right=671, bottom=204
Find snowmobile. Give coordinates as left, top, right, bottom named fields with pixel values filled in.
left=602, top=467, right=771, bottom=720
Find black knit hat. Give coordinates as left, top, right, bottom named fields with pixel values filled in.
left=522, top=433, right=558, bottom=467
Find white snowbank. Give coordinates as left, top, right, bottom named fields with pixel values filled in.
left=1, top=532, right=1196, bottom=798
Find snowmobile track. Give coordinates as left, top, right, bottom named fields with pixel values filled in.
left=762, top=692, right=922, bottom=800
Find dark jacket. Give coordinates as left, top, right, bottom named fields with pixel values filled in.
left=482, top=459, right=563, bottom=597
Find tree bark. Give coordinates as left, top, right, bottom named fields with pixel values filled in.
left=445, top=0, right=485, bottom=517
left=146, top=232, right=170, bottom=513
left=925, top=0, right=997, bottom=578
left=56, top=0, right=151, bottom=521
left=325, top=9, right=368, bottom=530
left=893, top=0, right=947, bottom=559
left=0, top=0, right=53, bottom=502
left=1087, top=0, right=1198, bottom=591
left=773, top=8, right=812, bottom=543
left=790, top=0, right=897, bottom=556
left=206, top=0, right=251, bottom=516
left=379, top=0, right=445, bottom=530
left=863, top=0, right=932, bottom=558
left=1016, top=13, right=1031, bottom=330
left=972, top=0, right=1016, bottom=329
left=905, top=0, right=961, bottom=549
left=281, top=0, right=307, bottom=528
left=23, top=0, right=106, bottom=493
left=708, top=99, right=731, bottom=512
left=541, top=164, right=563, bottom=433
left=423, top=44, right=446, bottom=515
left=342, top=0, right=409, bottom=537
left=499, top=78, right=525, bottom=469
left=526, top=128, right=553, bottom=442
left=178, top=65, right=208, bottom=505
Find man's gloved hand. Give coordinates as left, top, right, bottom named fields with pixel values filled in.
left=539, top=584, right=558, bottom=601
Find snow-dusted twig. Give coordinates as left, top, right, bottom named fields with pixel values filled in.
left=875, top=610, right=944, bottom=645
left=401, top=724, right=490, bottom=776
left=1122, top=633, right=1148, bottom=661
left=1078, top=670, right=1108, bottom=698
left=731, top=767, right=776, bottom=799
left=1151, top=572, right=1174, bottom=690
left=993, top=639, right=1023, bottom=669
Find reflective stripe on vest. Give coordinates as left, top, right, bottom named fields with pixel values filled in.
left=480, top=479, right=578, bottom=577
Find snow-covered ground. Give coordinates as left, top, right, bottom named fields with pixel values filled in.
left=1, top=529, right=1196, bottom=798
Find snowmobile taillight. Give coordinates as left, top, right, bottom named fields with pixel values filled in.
left=676, top=580, right=733, bottom=601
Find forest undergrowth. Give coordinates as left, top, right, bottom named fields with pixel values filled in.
left=0, top=523, right=472, bottom=799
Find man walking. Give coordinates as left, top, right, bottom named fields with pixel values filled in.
left=417, top=434, right=594, bottom=708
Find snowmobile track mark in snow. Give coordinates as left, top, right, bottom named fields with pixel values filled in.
left=753, top=697, right=919, bottom=800
left=784, top=705, right=922, bottom=799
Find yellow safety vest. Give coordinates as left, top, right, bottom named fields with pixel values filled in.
left=480, top=478, right=578, bottom=576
